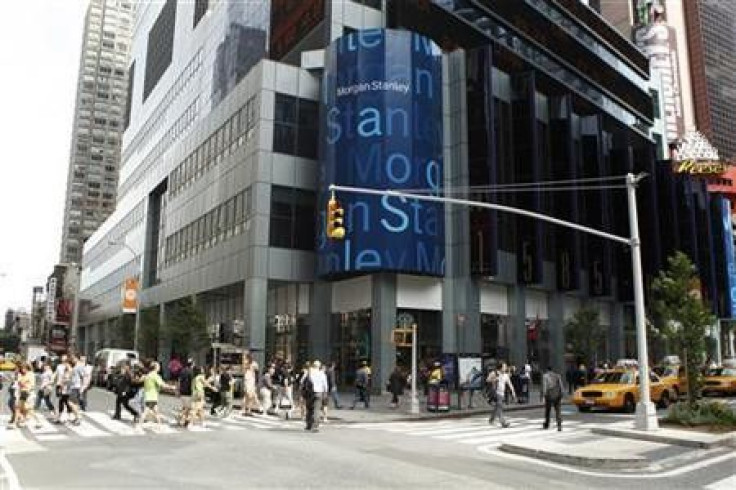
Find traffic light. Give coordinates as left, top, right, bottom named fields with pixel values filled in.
left=326, top=194, right=345, bottom=240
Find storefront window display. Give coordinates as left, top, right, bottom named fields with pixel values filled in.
left=265, top=314, right=309, bottom=366
left=481, top=314, right=510, bottom=360
left=330, top=309, right=372, bottom=387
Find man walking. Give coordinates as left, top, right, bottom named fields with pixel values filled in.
left=350, top=361, right=371, bottom=410
left=542, top=366, right=564, bottom=431
left=487, top=362, right=516, bottom=428
left=305, top=360, right=328, bottom=432
left=112, top=362, right=139, bottom=422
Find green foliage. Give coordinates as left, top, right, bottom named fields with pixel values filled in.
left=650, top=251, right=716, bottom=406
left=0, top=330, right=21, bottom=353
left=663, top=400, right=736, bottom=428
left=164, top=297, right=208, bottom=359
left=565, top=306, right=605, bottom=365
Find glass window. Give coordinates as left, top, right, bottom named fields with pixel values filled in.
left=273, top=124, right=296, bottom=154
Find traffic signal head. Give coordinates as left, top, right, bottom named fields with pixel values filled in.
left=327, top=196, right=345, bottom=240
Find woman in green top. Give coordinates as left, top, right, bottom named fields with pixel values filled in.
left=191, top=366, right=215, bottom=427
left=141, top=362, right=172, bottom=426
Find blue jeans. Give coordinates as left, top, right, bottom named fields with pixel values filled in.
left=329, top=388, right=342, bottom=408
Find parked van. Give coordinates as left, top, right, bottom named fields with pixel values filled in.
left=92, top=349, right=139, bottom=389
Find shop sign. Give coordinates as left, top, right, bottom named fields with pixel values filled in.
left=673, top=159, right=729, bottom=175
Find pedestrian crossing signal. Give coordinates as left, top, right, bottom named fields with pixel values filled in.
left=392, top=328, right=412, bottom=346
left=327, top=195, right=345, bottom=240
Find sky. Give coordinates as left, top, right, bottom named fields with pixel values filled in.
left=0, top=0, right=89, bottom=317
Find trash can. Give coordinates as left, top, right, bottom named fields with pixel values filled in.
left=427, top=383, right=451, bottom=412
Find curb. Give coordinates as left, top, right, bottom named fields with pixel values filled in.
left=499, top=443, right=649, bottom=469
left=327, top=402, right=561, bottom=424
left=591, top=427, right=736, bottom=449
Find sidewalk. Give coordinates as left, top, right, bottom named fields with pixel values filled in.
left=499, top=421, right=736, bottom=470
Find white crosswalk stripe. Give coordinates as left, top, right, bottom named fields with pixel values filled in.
left=2, top=410, right=303, bottom=454
left=348, top=416, right=593, bottom=449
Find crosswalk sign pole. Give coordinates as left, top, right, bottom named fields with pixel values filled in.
left=410, top=323, right=419, bottom=415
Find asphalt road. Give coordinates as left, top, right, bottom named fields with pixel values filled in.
left=2, top=389, right=734, bottom=490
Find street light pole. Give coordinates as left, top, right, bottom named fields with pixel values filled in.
left=410, top=323, right=419, bottom=414
left=627, top=173, right=658, bottom=431
left=110, top=240, right=141, bottom=352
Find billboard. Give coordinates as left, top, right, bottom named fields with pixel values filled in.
left=318, top=29, right=444, bottom=277
left=122, top=278, right=139, bottom=314
left=721, top=199, right=736, bottom=317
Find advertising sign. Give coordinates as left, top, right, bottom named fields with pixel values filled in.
left=721, top=199, right=736, bottom=317
left=48, top=325, right=68, bottom=353
left=457, top=355, right=483, bottom=390
left=122, top=278, right=139, bottom=314
left=46, top=278, right=57, bottom=322
left=318, top=29, right=444, bottom=277
left=55, top=299, right=73, bottom=326
left=634, top=16, right=684, bottom=144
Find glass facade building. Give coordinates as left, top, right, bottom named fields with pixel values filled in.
left=77, top=0, right=733, bottom=389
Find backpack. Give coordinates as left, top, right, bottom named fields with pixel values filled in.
left=545, top=372, right=563, bottom=401
left=301, top=374, right=315, bottom=399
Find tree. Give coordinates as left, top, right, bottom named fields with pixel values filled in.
left=650, top=251, right=716, bottom=406
left=164, top=297, right=209, bottom=359
left=565, top=306, right=605, bottom=367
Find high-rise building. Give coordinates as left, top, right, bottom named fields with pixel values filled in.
left=58, top=0, right=135, bottom=264
left=77, top=0, right=733, bottom=386
left=683, top=0, right=736, bottom=160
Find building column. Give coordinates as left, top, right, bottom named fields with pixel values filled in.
left=508, top=285, right=527, bottom=366
left=548, top=292, right=566, bottom=374
left=245, top=276, right=268, bottom=368
left=371, top=273, right=396, bottom=394
left=609, top=302, right=625, bottom=361
left=309, top=281, right=331, bottom=363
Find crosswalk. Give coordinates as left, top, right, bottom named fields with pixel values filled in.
left=0, top=410, right=300, bottom=454
left=348, top=416, right=627, bottom=450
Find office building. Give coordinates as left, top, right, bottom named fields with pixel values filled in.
left=59, top=0, right=135, bottom=264
left=78, top=1, right=732, bottom=388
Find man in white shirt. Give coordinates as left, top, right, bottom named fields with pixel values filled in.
left=487, top=362, right=516, bottom=428
left=79, top=356, right=93, bottom=411
left=305, top=360, right=328, bottom=432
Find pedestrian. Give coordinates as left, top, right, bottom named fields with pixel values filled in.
left=295, top=362, right=310, bottom=419
left=55, top=358, right=81, bottom=425
left=388, top=366, right=405, bottom=408
left=140, top=361, right=171, bottom=426
left=487, top=362, right=516, bottom=428
left=542, top=366, right=564, bottom=431
left=69, top=356, right=87, bottom=415
left=176, top=359, right=194, bottom=426
left=240, top=357, right=261, bottom=416
left=326, top=361, right=342, bottom=409
left=211, top=365, right=234, bottom=416
left=191, top=366, right=215, bottom=427
left=350, top=360, right=371, bottom=409
left=576, top=363, right=587, bottom=388
left=520, top=362, right=532, bottom=404
left=6, top=371, right=18, bottom=426
left=130, top=363, right=146, bottom=419
left=34, top=362, right=57, bottom=418
left=53, top=354, right=68, bottom=421
left=13, top=363, right=42, bottom=429
left=259, top=365, right=277, bottom=415
left=79, top=356, right=93, bottom=411
left=305, top=360, right=328, bottom=432
left=112, top=362, right=139, bottom=423
left=509, top=366, right=521, bottom=404
left=168, top=356, right=182, bottom=382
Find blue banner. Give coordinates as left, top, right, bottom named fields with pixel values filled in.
left=721, top=198, right=736, bottom=317
left=318, top=29, right=444, bottom=277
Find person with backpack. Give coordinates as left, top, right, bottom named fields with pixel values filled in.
left=350, top=360, right=371, bottom=410
left=486, top=362, right=516, bottom=428
left=542, top=366, right=565, bottom=431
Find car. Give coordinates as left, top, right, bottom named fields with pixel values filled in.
left=702, top=367, right=736, bottom=396
left=0, top=357, right=17, bottom=371
left=573, top=369, right=673, bottom=413
left=92, top=349, right=139, bottom=389
left=653, top=364, right=688, bottom=399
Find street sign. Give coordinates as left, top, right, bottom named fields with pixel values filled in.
left=392, top=328, right=413, bottom=346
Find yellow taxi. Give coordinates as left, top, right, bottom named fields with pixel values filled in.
left=573, top=369, right=673, bottom=413
left=702, top=367, right=736, bottom=396
left=653, top=364, right=688, bottom=399
left=0, top=357, right=17, bottom=371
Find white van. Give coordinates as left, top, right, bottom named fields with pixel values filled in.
left=92, top=349, right=139, bottom=389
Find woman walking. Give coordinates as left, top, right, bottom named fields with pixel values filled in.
left=34, top=363, right=57, bottom=419
left=240, top=359, right=260, bottom=416
left=191, top=366, right=215, bottom=427
left=55, top=358, right=80, bottom=425
left=140, top=362, right=171, bottom=426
